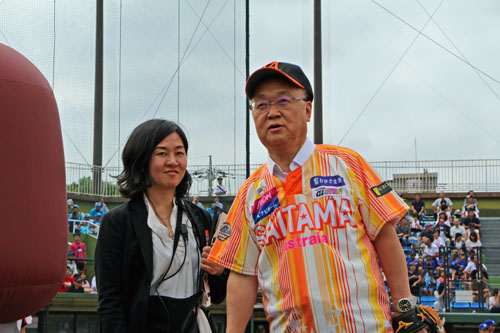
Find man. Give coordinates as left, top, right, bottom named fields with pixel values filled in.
left=213, top=177, right=227, bottom=196
left=464, top=190, right=478, bottom=206
left=208, top=62, right=434, bottom=332
left=432, top=191, right=453, bottom=218
left=463, top=208, right=482, bottom=230
left=450, top=217, right=466, bottom=240
left=89, top=202, right=103, bottom=218
left=395, top=217, right=411, bottom=247
left=67, top=277, right=85, bottom=293
left=462, top=196, right=480, bottom=218
left=433, top=217, right=451, bottom=247
left=192, top=196, right=204, bottom=209
left=411, top=193, right=426, bottom=222
left=485, top=319, right=497, bottom=332
left=69, top=232, right=87, bottom=271
left=464, top=254, right=487, bottom=279
left=422, top=236, right=439, bottom=259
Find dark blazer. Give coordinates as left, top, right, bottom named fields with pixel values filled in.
left=95, top=195, right=227, bottom=333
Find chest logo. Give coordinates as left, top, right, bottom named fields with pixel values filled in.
left=251, top=188, right=280, bottom=224
left=310, top=175, right=345, bottom=188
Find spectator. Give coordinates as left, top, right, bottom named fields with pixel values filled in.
left=70, top=204, right=83, bottom=220
left=423, top=269, right=436, bottom=296
left=432, top=229, right=446, bottom=249
left=68, top=211, right=80, bottom=233
left=450, top=233, right=466, bottom=255
left=464, top=254, right=487, bottom=279
left=395, top=217, right=411, bottom=247
left=407, top=263, right=422, bottom=296
left=98, top=197, right=109, bottom=215
left=488, top=290, right=499, bottom=311
left=407, top=251, right=422, bottom=269
left=93, top=212, right=102, bottom=226
left=59, top=266, right=75, bottom=292
left=464, top=190, right=478, bottom=206
left=491, top=291, right=500, bottom=313
left=69, top=233, right=87, bottom=271
left=79, top=216, right=90, bottom=234
left=466, top=231, right=482, bottom=250
left=450, top=217, right=466, bottom=240
left=411, top=193, right=426, bottom=222
left=432, top=191, right=453, bottom=218
left=433, top=283, right=445, bottom=312
left=422, top=236, right=439, bottom=258
left=419, top=223, right=434, bottom=244
left=212, top=176, right=227, bottom=196
left=80, top=271, right=91, bottom=293
left=67, top=278, right=85, bottom=293
left=89, top=202, right=103, bottom=218
left=433, top=217, right=451, bottom=246
left=465, top=223, right=481, bottom=242
left=192, top=196, right=204, bottom=209
left=463, top=209, right=482, bottom=230
left=436, top=205, right=451, bottom=225
left=462, top=197, right=480, bottom=218
left=67, top=199, right=74, bottom=215
left=91, top=275, right=98, bottom=294
left=409, top=216, right=422, bottom=236
left=213, top=197, right=223, bottom=210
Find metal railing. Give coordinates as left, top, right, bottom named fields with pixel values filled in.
left=66, top=159, right=500, bottom=197
left=68, top=219, right=100, bottom=237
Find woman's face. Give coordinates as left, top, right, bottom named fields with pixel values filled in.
left=148, top=132, right=187, bottom=192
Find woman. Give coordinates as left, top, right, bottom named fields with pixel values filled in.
left=465, top=231, right=482, bottom=250
left=96, top=119, right=227, bottom=332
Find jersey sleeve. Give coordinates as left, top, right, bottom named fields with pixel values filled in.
left=340, top=147, right=408, bottom=240
left=208, top=179, right=260, bottom=276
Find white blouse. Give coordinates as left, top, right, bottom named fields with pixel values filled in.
left=144, top=196, right=200, bottom=298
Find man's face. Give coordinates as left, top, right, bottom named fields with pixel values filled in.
left=415, top=194, right=420, bottom=200
left=251, top=78, right=312, bottom=154
left=440, top=191, right=445, bottom=198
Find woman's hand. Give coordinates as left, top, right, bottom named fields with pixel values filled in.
left=201, top=246, right=225, bottom=276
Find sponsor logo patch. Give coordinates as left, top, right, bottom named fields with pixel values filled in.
left=371, top=181, right=392, bottom=197
left=253, top=197, right=280, bottom=224
left=312, top=186, right=344, bottom=199
left=310, top=175, right=345, bottom=188
left=217, top=222, right=231, bottom=242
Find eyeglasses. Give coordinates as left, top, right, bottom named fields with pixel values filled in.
left=249, top=95, right=307, bottom=113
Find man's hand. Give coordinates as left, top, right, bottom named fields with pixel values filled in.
left=201, top=246, right=224, bottom=276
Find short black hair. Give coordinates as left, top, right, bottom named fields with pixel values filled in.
left=116, top=119, right=192, bottom=199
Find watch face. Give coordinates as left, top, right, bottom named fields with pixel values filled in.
left=398, top=299, right=413, bottom=312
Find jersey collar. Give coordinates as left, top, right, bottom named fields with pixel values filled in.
left=267, top=137, right=315, bottom=181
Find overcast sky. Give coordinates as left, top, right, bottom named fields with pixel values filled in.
left=1, top=0, right=499, bottom=168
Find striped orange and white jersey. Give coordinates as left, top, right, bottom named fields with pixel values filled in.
left=208, top=145, right=408, bottom=332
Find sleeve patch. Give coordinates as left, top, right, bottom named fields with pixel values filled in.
left=371, top=181, right=392, bottom=197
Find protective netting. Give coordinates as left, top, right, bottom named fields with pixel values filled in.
left=0, top=0, right=246, bottom=178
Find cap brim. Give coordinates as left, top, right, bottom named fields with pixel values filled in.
left=245, top=67, right=305, bottom=99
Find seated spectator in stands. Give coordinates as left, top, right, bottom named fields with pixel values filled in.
left=407, top=251, right=422, bottom=269
left=466, top=231, right=482, bottom=251
left=450, top=217, right=466, bottom=240
left=423, top=256, right=437, bottom=273
left=464, top=190, right=478, bottom=206
left=98, top=197, right=109, bottom=215
left=432, top=191, right=453, bottom=218
left=489, top=289, right=499, bottom=312
left=433, top=283, right=445, bottom=312
left=470, top=269, right=490, bottom=303
left=91, top=275, right=97, bottom=294
left=422, top=236, right=439, bottom=259
left=59, top=266, right=75, bottom=292
left=67, top=199, right=74, bottom=215
left=432, top=229, right=446, bottom=249
left=409, top=216, right=422, bottom=237
left=435, top=205, right=451, bottom=225
left=79, top=216, right=91, bottom=234
left=79, top=271, right=91, bottom=293
left=70, top=205, right=83, bottom=220
left=67, top=277, right=85, bottom=293
left=491, top=292, right=500, bottom=313
left=463, top=208, right=482, bottom=230
left=411, top=193, right=426, bottom=222
left=450, top=233, right=466, bottom=255
left=433, top=217, right=451, bottom=247
left=68, top=212, right=79, bottom=233
left=408, top=263, right=422, bottom=296
left=422, top=269, right=436, bottom=296
left=464, top=254, right=487, bottom=280
left=419, top=223, right=434, bottom=245
left=70, top=232, right=87, bottom=271
left=192, top=196, right=204, bottom=209
left=395, top=217, right=411, bottom=247
left=462, top=196, right=480, bottom=218
left=92, top=212, right=102, bottom=226
left=89, top=202, right=103, bottom=218
left=465, top=222, right=481, bottom=242
left=213, top=197, right=223, bottom=210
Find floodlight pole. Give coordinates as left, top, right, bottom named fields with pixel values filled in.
left=93, top=0, right=104, bottom=195
left=313, top=0, right=323, bottom=144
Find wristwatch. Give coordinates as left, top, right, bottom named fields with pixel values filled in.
left=394, top=297, right=417, bottom=313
